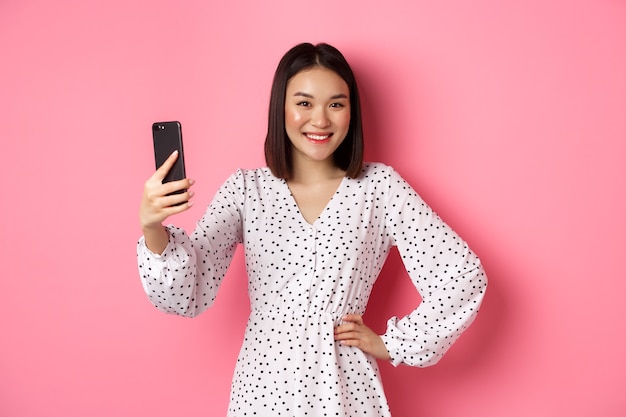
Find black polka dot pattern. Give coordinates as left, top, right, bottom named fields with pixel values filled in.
left=137, top=162, right=487, bottom=416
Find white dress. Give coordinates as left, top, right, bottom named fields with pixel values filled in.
left=137, top=162, right=487, bottom=416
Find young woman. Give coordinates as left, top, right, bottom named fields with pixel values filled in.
left=138, top=42, right=487, bottom=416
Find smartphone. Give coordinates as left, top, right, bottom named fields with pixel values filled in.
left=152, top=121, right=186, bottom=196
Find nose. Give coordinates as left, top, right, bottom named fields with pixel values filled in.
left=311, top=106, right=331, bottom=128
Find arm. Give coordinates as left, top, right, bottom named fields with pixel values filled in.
left=137, top=169, right=245, bottom=318
left=379, top=167, right=487, bottom=367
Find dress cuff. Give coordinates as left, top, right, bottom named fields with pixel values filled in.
left=380, top=317, right=403, bottom=367
left=138, top=225, right=178, bottom=260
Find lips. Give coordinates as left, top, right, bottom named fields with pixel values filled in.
left=305, top=133, right=332, bottom=141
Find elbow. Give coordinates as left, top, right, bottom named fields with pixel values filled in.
left=147, top=295, right=205, bottom=319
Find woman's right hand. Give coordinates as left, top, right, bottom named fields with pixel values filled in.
left=139, top=151, right=194, bottom=252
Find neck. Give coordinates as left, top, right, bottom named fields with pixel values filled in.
left=290, top=156, right=344, bottom=185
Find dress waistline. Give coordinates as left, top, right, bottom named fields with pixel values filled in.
left=251, top=308, right=350, bottom=326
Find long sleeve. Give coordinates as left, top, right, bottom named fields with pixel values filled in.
left=379, top=167, right=487, bottom=367
left=136, top=170, right=245, bottom=317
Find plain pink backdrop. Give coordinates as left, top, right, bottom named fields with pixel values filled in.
left=1, top=0, right=625, bottom=416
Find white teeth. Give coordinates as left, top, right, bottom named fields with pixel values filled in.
left=307, top=134, right=329, bottom=140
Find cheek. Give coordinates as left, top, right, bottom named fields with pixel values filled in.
left=335, top=112, right=351, bottom=130
left=285, top=107, right=304, bottom=127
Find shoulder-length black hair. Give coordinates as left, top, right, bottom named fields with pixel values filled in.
left=264, top=42, right=364, bottom=179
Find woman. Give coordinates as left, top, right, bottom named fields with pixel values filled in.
left=138, top=42, right=487, bottom=416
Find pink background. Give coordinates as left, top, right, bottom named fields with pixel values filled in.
left=1, top=0, right=625, bottom=416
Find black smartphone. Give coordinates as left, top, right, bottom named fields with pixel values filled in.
left=152, top=121, right=186, bottom=195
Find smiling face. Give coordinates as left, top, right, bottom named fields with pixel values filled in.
left=284, top=66, right=351, bottom=168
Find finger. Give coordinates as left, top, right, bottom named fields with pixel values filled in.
left=163, top=198, right=193, bottom=213
left=342, top=314, right=364, bottom=325
left=161, top=178, right=194, bottom=196
left=334, top=331, right=360, bottom=341
left=154, top=150, right=180, bottom=181
left=338, top=338, right=362, bottom=348
left=334, top=321, right=354, bottom=334
left=166, top=191, right=194, bottom=208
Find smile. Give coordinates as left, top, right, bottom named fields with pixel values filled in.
left=305, top=133, right=332, bottom=141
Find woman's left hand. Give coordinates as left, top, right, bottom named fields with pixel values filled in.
left=334, top=314, right=391, bottom=361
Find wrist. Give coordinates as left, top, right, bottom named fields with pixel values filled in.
left=141, top=222, right=165, bottom=234
left=142, top=224, right=169, bottom=255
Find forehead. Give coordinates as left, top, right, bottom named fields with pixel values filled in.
left=286, top=67, right=349, bottom=95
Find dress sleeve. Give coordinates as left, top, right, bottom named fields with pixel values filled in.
left=379, top=166, right=487, bottom=367
left=136, top=170, right=245, bottom=318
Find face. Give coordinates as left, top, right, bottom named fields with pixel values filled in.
left=284, top=66, right=351, bottom=167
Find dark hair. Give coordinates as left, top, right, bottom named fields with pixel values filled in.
left=264, top=43, right=364, bottom=179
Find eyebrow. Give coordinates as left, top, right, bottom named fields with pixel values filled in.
left=293, top=92, right=349, bottom=100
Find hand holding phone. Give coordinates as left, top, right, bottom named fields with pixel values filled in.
left=140, top=121, right=192, bottom=252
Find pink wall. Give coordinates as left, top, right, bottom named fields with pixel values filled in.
left=1, top=0, right=625, bottom=416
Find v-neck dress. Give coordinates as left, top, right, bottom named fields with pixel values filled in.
left=137, top=162, right=487, bottom=416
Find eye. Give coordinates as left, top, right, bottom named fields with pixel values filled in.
left=296, top=101, right=311, bottom=107
left=329, top=102, right=345, bottom=108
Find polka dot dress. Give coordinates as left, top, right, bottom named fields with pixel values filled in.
left=137, top=162, right=487, bottom=416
